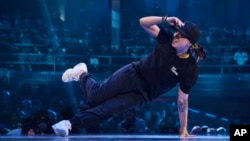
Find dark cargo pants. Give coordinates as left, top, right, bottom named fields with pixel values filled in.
left=70, top=64, right=149, bottom=128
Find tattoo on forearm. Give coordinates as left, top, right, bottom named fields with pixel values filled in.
left=177, top=100, right=188, bottom=112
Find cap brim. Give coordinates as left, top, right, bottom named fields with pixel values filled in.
left=174, top=26, right=193, bottom=44
left=175, top=27, right=189, bottom=39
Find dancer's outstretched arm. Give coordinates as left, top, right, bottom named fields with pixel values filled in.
left=177, top=87, right=194, bottom=137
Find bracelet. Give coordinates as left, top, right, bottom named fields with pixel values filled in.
left=162, top=16, right=167, bottom=23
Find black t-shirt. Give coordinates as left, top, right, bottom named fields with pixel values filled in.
left=132, top=27, right=198, bottom=98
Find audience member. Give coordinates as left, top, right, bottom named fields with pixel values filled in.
left=201, top=125, right=209, bottom=135
left=101, top=114, right=123, bottom=134
left=21, top=109, right=54, bottom=135
left=207, top=128, right=217, bottom=135
left=117, top=108, right=146, bottom=134
left=216, top=126, right=227, bottom=135
left=158, top=114, right=179, bottom=134
left=190, top=125, right=202, bottom=135
left=233, top=47, right=248, bottom=80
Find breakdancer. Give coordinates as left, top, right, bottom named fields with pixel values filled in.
left=52, top=16, right=206, bottom=137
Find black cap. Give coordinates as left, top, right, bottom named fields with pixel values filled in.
left=176, top=21, right=200, bottom=44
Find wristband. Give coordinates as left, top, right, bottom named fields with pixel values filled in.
left=162, top=16, right=167, bottom=23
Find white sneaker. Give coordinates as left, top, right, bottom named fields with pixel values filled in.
left=52, top=120, right=72, bottom=137
left=62, top=63, right=88, bottom=82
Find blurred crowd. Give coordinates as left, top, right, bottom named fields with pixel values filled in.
left=0, top=3, right=249, bottom=73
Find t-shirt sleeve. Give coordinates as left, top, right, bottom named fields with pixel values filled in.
left=155, top=26, right=172, bottom=44
left=179, top=64, right=199, bottom=94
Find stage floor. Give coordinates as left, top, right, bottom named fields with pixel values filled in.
left=0, top=135, right=229, bottom=141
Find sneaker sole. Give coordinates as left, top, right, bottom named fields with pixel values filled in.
left=62, top=68, right=74, bottom=82
left=52, top=128, right=68, bottom=137
left=73, top=63, right=88, bottom=72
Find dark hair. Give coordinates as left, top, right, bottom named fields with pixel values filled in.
left=189, top=43, right=207, bottom=62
